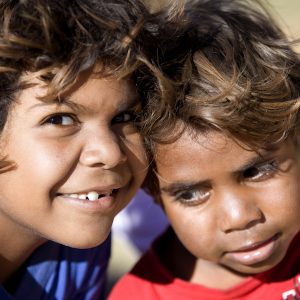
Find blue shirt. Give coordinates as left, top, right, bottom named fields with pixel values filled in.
left=0, top=236, right=111, bottom=300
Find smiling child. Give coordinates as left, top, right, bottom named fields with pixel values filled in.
left=109, top=0, right=300, bottom=299
left=0, top=0, right=161, bottom=298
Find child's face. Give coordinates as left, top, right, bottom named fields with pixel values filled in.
left=0, top=71, right=147, bottom=248
left=155, top=129, right=300, bottom=276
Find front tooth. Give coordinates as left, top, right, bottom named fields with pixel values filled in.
left=79, top=194, right=87, bottom=200
left=87, top=191, right=99, bottom=201
left=69, top=194, right=79, bottom=198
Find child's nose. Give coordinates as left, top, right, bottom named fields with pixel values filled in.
left=217, top=188, right=264, bottom=233
left=80, top=129, right=127, bottom=169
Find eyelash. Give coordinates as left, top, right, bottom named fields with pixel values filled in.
left=242, top=160, right=279, bottom=181
left=112, top=110, right=138, bottom=124
left=42, top=109, right=138, bottom=126
left=42, top=113, right=79, bottom=126
left=171, top=161, right=279, bottom=206
left=173, top=187, right=210, bottom=206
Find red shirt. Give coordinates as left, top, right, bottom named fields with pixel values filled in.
left=109, top=229, right=300, bottom=300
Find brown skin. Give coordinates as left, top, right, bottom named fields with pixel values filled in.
left=0, top=69, right=148, bottom=283
left=155, top=128, right=300, bottom=289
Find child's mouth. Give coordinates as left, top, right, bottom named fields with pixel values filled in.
left=55, top=189, right=120, bottom=212
left=225, top=233, right=280, bottom=266
left=61, top=190, right=113, bottom=201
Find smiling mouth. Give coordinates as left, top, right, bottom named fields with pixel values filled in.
left=58, top=190, right=115, bottom=201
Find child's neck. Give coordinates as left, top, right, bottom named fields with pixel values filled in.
left=191, top=258, right=249, bottom=289
left=159, top=229, right=249, bottom=290
left=0, top=217, right=45, bottom=285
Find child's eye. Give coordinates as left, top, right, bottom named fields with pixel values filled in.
left=174, top=188, right=210, bottom=206
left=243, top=161, right=278, bottom=181
left=112, top=111, right=136, bottom=124
left=44, top=114, right=77, bottom=126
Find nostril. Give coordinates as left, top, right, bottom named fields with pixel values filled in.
left=244, top=215, right=265, bottom=230
left=80, top=145, right=127, bottom=169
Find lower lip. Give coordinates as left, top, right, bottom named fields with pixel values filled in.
left=57, top=193, right=118, bottom=213
left=226, top=234, right=279, bottom=266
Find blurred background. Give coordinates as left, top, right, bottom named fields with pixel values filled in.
left=268, top=0, right=300, bottom=45
left=105, top=0, right=300, bottom=297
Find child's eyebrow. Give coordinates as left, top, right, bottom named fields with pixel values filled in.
left=234, top=149, right=277, bottom=173
left=160, top=149, right=279, bottom=194
left=27, top=99, right=88, bottom=113
left=117, top=95, right=141, bottom=111
left=27, top=95, right=140, bottom=113
left=236, top=157, right=262, bottom=172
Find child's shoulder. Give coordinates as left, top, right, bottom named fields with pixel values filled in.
left=11, top=237, right=111, bottom=299
left=109, top=230, right=300, bottom=300
left=108, top=228, right=179, bottom=300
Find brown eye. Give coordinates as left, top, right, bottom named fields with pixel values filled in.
left=112, top=111, right=136, bottom=124
left=243, top=167, right=259, bottom=178
left=174, top=188, right=210, bottom=206
left=243, top=161, right=278, bottom=181
left=45, top=114, right=75, bottom=126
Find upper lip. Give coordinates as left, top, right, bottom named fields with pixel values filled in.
left=57, top=185, right=122, bottom=195
left=228, top=233, right=279, bottom=253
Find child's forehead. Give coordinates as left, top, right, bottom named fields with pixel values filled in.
left=154, top=127, right=283, bottom=164
left=153, top=130, right=294, bottom=191
left=19, top=69, right=136, bottom=103
left=12, top=74, right=139, bottom=120
left=155, top=130, right=232, bottom=157
left=61, top=71, right=135, bottom=99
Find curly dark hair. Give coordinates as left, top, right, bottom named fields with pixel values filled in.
left=0, top=0, right=169, bottom=127
left=0, top=0, right=179, bottom=171
left=140, top=0, right=300, bottom=199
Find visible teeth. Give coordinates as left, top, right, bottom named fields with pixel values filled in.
left=69, top=194, right=79, bottom=198
left=87, top=191, right=98, bottom=201
left=63, top=190, right=113, bottom=201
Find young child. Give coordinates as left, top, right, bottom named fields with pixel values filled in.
left=109, top=0, right=300, bottom=299
left=0, top=0, right=162, bottom=298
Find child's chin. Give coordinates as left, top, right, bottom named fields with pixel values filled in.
left=58, top=228, right=111, bottom=249
left=64, top=238, right=107, bottom=249
left=228, top=255, right=282, bottom=276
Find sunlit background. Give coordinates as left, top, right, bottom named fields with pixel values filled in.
left=269, top=0, right=300, bottom=43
